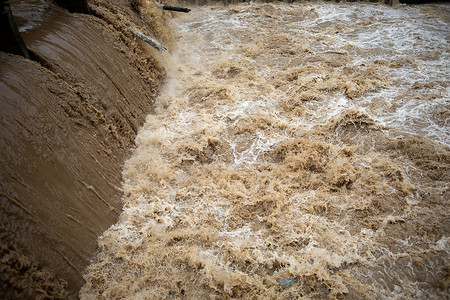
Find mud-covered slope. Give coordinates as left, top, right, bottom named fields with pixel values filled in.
left=0, top=0, right=170, bottom=298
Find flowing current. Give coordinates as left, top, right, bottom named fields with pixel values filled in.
left=81, top=2, right=449, bottom=299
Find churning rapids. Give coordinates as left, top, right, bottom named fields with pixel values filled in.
left=81, top=2, right=449, bottom=299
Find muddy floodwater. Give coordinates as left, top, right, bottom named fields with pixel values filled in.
left=81, top=2, right=449, bottom=299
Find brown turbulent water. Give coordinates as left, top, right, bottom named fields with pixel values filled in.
left=80, top=1, right=449, bottom=299
left=0, top=0, right=448, bottom=299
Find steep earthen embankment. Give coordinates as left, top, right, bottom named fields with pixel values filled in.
left=0, top=0, right=171, bottom=298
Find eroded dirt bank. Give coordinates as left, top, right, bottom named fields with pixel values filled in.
left=0, top=0, right=170, bottom=298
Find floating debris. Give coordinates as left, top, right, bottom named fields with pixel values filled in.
left=130, top=29, right=167, bottom=51
left=278, top=279, right=295, bottom=286
left=161, top=5, right=191, bottom=13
